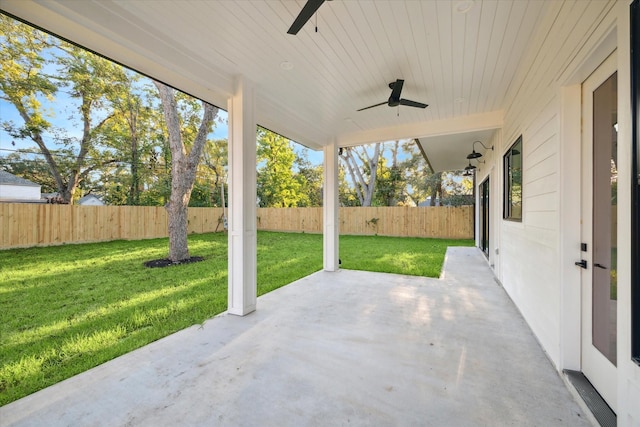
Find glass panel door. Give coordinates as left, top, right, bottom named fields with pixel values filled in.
left=591, top=71, right=617, bottom=365
left=580, top=51, right=618, bottom=411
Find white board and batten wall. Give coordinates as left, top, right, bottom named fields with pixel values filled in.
left=474, top=1, right=640, bottom=424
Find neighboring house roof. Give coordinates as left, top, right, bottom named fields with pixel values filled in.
left=78, top=194, right=105, bottom=205
left=0, top=170, right=40, bottom=187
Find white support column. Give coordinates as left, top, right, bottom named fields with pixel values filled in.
left=323, top=142, right=339, bottom=271
left=227, top=76, right=257, bottom=316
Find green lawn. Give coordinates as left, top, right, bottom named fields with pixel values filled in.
left=0, top=231, right=472, bottom=405
left=340, top=235, right=473, bottom=277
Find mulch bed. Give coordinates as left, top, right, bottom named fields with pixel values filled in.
left=144, top=256, right=205, bottom=268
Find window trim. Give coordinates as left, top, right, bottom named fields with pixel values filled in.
left=480, top=177, right=490, bottom=256
left=503, top=136, right=523, bottom=222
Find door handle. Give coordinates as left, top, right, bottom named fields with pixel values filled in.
left=575, top=260, right=587, bottom=269
left=594, top=263, right=608, bottom=269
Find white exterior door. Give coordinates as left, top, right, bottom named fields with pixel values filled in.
left=580, top=51, right=618, bottom=412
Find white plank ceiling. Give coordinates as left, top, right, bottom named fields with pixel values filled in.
left=0, top=0, right=551, bottom=171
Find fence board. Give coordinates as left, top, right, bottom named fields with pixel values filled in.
left=0, top=204, right=473, bottom=249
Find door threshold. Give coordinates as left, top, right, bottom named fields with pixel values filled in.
left=563, top=369, right=616, bottom=427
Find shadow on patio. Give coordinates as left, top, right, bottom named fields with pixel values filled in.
left=0, top=247, right=589, bottom=426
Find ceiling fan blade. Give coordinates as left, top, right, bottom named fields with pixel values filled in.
left=357, top=101, right=387, bottom=112
left=399, top=99, right=429, bottom=109
left=287, top=0, right=326, bottom=35
left=389, top=79, right=404, bottom=100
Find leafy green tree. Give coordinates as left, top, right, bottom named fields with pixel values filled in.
left=399, top=140, right=443, bottom=206
left=441, top=171, right=474, bottom=206
left=138, top=174, right=171, bottom=207
left=105, top=77, right=163, bottom=205
left=199, top=138, right=228, bottom=207
left=256, top=128, right=308, bottom=207
left=375, top=160, right=404, bottom=206
left=0, top=150, right=59, bottom=193
left=374, top=141, right=407, bottom=206
left=294, top=148, right=322, bottom=207
left=98, top=166, right=130, bottom=205
left=0, top=16, right=128, bottom=203
left=337, top=167, right=359, bottom=206
left=188, top=181, right=214, bottom=207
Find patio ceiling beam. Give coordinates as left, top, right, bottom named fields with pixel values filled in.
left=336, top=111, right=504, bottom=148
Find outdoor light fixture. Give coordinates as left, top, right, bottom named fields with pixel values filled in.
left=466, top=140, right=494, bottom=159
left=464, top=161, right=476, bottom=171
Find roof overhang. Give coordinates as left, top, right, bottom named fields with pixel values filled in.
left=0, top=0, right=545, bottom=170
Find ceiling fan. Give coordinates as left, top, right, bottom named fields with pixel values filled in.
left=357, top=79, right=429, bottom=112
left=288, top=0, right=328, bottom=35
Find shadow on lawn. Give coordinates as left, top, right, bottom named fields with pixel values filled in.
left=144, top=256, right=205, bottom=268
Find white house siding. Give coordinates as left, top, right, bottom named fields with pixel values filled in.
left=484, top=1, right=640, bottom=423
left=492, top=0, right=616, bottom=367
left=0, top=184, right=41, bottom=200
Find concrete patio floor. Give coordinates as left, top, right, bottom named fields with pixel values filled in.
left=1, top=247, right=590, bottom=427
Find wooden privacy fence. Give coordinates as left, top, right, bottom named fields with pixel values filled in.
left=340, top=206, right=472, bottom=239
left=0, top=204, right=473, bottom=249
left=257, top=206, right=473, bottom=239
left=0, top=204, right=223, bottom=249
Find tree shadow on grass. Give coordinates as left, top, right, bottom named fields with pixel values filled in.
left=143, top=256, right=205, bottom=268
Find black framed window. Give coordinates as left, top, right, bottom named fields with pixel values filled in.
left=503, top=136, right=523, bottom=221
left=631, top=0, right=640, bottom=365
left=480, top=178, right=490, bottom=256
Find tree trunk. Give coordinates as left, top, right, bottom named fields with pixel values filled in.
left=13, top=102, right=68, bottom=199
left=362, top=143, right=380, bottom=206
left=391, top=140, right=399, bottom=168
left=430, top=172, right=443, bottom=206
left=154, top=81, right=217, bottom=262
left=340, top=144, right=380, bottom=207
left=167, top=156, right=192, bottom=261
left=129, top=108, right=140, bottom=205
left=342, top=149, right=364, bottom=205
